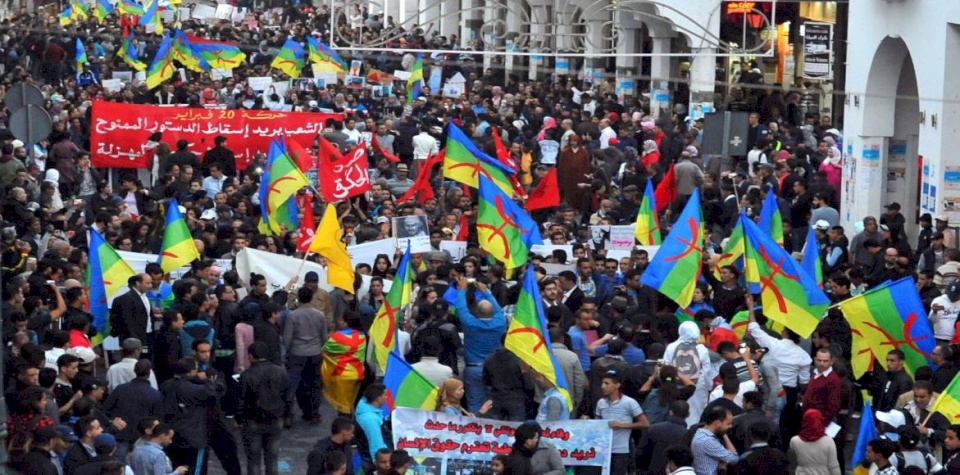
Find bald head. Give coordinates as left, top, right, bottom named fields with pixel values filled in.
left=476, top=300, right=494, bottom=318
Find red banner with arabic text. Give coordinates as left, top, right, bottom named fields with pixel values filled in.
left=320, top=143, right=371, bottom=202
left=90, top=101, right=342, bottom=169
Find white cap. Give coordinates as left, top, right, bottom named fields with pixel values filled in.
left=11, top=140, right=23, bottom=149
left=376, top=216, right=390, bottom=224
left=875, top=410, right=906, bottom=429
left=936, top=215, right=950, bottom=222
left=825, top=128, right=841, bottom=136
left=814, top=220, right=830, bottom=230
left=200, top=209, right=217, bottom=220
left=68, top=347, right=96, bottom=364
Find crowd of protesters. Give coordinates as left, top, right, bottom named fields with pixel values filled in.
left=0, top=2, right=959, bottom=475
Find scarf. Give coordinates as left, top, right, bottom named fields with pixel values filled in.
left=798, top=408, right=826, bottom=442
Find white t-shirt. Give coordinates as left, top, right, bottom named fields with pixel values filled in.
left=929, top=294, right=960, bottom=340
left=746, top=149, right=768, bottom=176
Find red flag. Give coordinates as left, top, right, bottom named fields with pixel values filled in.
left=456, top=212, right=470, bottom=241
left=492, top=127, right=514, bottom=169
left=371, top=133, right=400, bottom=163
left=525, top=168, right=560, bottom=211
left=318, top=136, right=343, bottom=168
left=319, top=142, right=371, bottom=202
left=286, top=138, right=314, bottom=172
left=461, top=183, right=471, bottom=199
left=654, top=164, right=677, bottom=212
left=397, top=149, right=444, bottom=204
left=297, top=193, right=316, bottom=252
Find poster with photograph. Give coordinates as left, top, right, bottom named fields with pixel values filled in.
left=349, top=60, right=362, bottom=77
left=345, top=76, right=365, bottom=88
left=589, top=225, right=636, bottom=250
left=393, top=216, right=431, bottom=252
left=112, top=71, right=133, bottom=84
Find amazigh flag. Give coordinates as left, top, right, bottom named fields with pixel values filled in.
left=477, top=174, right=543, bottom=269
left=308, top=204, right=354, bottom=293
left=506, top=264, right=573, bottom=409
left=321, top=329, right=368, bottom=413
left=758, top=184, right=784, bottom=245
left=88, top=229, right=136, bottom=346
left=117, top=29, right=146, bottom=71
left=851, top=401, right=878, bottom=475
left=370, top=244, right=414, bottom=370
left=634, top=179, right=661, bottom=245
left=172, top=29, right=210, bottom=73
left=383, top=349, right=438, bottom=414
left=743, top=214, right=829, bottom=338
left=117, top=0, right=144, bottom=15
left=138, top=0, right=162, bottom=35
left=94, top=0, right=114, bottom=23
left=75, top=38, right=88, bottom=70
left=491, top=127, right=525, bottom=197
left=59, top=4, right=73, bottom=25
left=838, top=277, right=936, bottom=376
left=145, top=33, right=175, bottom=89
left=640, top=188, right=704, bottom=308
left=927, top=372, right=960, bottom=423
left=71, top=0, right=89, bottom=20
left=187, top=34, right=247, bottom=70
left=157, top=198, right=200, bottom=274
left=261, top=138, right=310, bottom=234
left=443, top=121, right=516, bottom=197
left=801, top=226, right=823, bottom=289
left=397, top=150, right=444, bottom=205
left=406, top=53, right=423, bottom=102
left=305, top=36, right=347, bottom=71
left=271, top=38, right=305, bottom=79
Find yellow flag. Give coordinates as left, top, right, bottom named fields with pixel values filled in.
left=309, top=204, right=354, bottom=293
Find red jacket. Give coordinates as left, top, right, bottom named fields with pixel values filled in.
left=705, top=326, right=740, bottom=352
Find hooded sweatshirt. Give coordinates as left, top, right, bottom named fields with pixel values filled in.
left=356, top=397, right=387, bottom=460
left=664, top=321, right=716, bottom=425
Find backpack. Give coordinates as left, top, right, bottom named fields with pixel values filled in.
left=672, top=341, right=703, bottom=381
left=895, top=447, right=933, bottom=474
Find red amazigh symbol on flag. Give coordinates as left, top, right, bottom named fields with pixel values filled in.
left=663, top=218, right=702, bottom=263
left=160, top=251, right=178, bottom=259
left=448, top=160, right=495, bottom=182
left=332, top=330, right=365, bottom=376
left=377, top=300, right=401, bottom=348
left=508, top=327, right=547, bottom=353
left=861, top=312, right=932, bottom=358
left=275, top=59, right=298, bottom=69
left=756, top=244, right=800, bottom=313
left=266, top=176, right=299, bottom=211
left=477, top=195, right=527, bottom=260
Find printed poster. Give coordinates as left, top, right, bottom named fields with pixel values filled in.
left=392, top=408, right=612, bottom=475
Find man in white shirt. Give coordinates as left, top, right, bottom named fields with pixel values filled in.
left=342, top=118, right=362, bottom=144
left=412, top=125, right=439, bottom=161
left=930, top=280, right=960, bottom=343
left=106, top=338, right=158, bottom=390
left=202, top=163, right=227, bottom=197
left=45, top=331, right=70, bottom=370
left=410, top=338, right=453, bottom=386
left=599, top=119, right=616, bottom=149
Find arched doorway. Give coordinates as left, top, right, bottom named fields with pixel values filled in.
left=859, top=37, right=919, bottom=239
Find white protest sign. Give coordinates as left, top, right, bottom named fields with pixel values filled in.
left=247, top=76, right=273, bottom=91
left=393, top=70, right=411, bottom=81
left=588, top=225, right=636, bottom=250
left=214, top=3, right=234, bottom=19
left=191, top=4, right=216, bottom=20
left=101, top=79, right=123, bottom=93
left=211, top=68, right=233, bottom=80
left=530, top=244, right=574, bottom=263
left=439, top=240, right=467, bottom=262
left=348, top=238, right=397, bottom=268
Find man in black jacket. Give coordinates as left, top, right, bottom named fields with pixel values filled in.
left=10, top=426, right=67, bottom=475
left=160, top=357, right=217, bottom=472
left=102, top=359, right=162, bottom=460
left=307, top=417, right=356, bottom=475
left=873, top=349, right=915, bottom=412
left=201, top=135, right=237, bottom=177
left=63, top=415, right=103, bottom=474
left=110, top=274, right=153, bottom=344
left=637, top=401, right=689, bottom=475
left=238, top=341, right=290, bottom=475
left=731, top=391, right=782, bottom=453
left=737, top=422, right=789, bottom=475
left=152, top=310, right=184, bottom=384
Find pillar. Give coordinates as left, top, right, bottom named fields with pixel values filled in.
left=439, top=0, right=460, bottom=39
left=383, top=0, right=400, bottom=29
left=615, top=26, right=639, bottom=100
left=555, top=8, right=576, bottom=53
left=419, top=0, right=441, bottom=34
left=402, top=0, right=418, bottom=27
left=504, top=6, right=523, bottom=78
left=460, top=0, right=482, bottom=46
left=585, top=19, right=606, bottom=71
left=649, top=35, right=672, bottom=93
left=689, top=47, right=717, bottom=105
left=848, top=136, right=888, bottom=225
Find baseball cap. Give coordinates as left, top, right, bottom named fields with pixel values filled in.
left=885, top=202, right=901, bottom=211
left=55, top=425, right=79, bottom=442
left=430, top=300, right=450, bottom=317
left=608, top=137, right=619, bottom=146
left=825, top=128, right=841, bottom=136
left=200, top=209, right=217, bottom=220
left=81, top=379, right=106, bottom=394
left=376, top=216, right=390, bottom=224
left=304, top=271, right=319, bottom=283
left=441, top=227, right=454, bottom=236
left=622, top=184, right=639, bottom=193
left=936, top=215, right=950, bottom=223
left=813, top=220, right=830, bottom=231
left=427, top=252, right=446, bottom=262
left=68, top=347, right=96, bottom=364
left=948, top=280, right=960, bottom=298
left=94, top=433, right=117, bottom=453
left=875, top=409, right=907, bottom=429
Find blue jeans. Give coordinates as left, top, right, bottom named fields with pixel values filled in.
left=463, top=365, right=485, bottom=414
left=240, top=421, right=283, bottom=475
left=286, top=354, right=323, bottom=419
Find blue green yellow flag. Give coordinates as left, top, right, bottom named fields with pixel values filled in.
left=87, top=229, right=136, bottom=346
left=384, top=350, right=438, bottom=413
left=146, top=33, right=175, bottom=89
left=506, top=264, right=572, bottom=409
left=635, top=179, right=661, bottom=245
left=758, top=184, right=783, bottom=245
left=477, top=174, right=543, bottom=269
left=443, top=121, right=516, bottom=196
left=158, top=198, right=200, bottom=274
left=801, top=226, right=823, bottom=289
left=640, top=188, right=704, bottom=308
left=75, top=38, right=87, bottom=70
left=271, top=38, right=305, bottom=78
left=406, top=53, right=423, bottom=102
left=370, top=244, right=414, bottom=369
left=117, top=29, right=146, bottom=71
left=259, top=138, right=309, bottom=234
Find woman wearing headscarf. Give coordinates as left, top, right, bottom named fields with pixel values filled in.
left=640, top=140, right=660, bottom=171
left=819, top=136, right=843, bottom=196
left=510, top=422, right=564, bottom=475
left=556, top=134, right=591, bottom=216
left=663, top=321, right=716, bottom=425
left=787, top=408, right=841, bottom=475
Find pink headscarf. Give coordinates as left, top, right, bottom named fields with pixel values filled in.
left=537, top=117, right=557, bottom=141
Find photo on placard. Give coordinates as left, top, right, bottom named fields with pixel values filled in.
left=394, top=215, right=431, bottom=253
left=590, top=225, right=611, bottom=250
left=293, top=78, right=314, bottom=92
left=370, top=85, right=382, bottom=99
